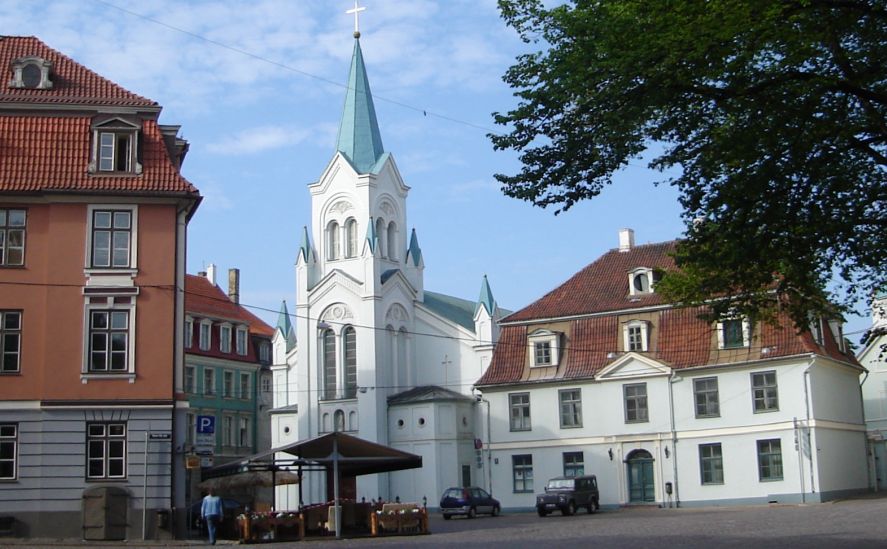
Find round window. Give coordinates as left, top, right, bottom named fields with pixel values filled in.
left=418, top=418, right=426, bottom=427
left=283, top=426, right=290, bottom=434
left=397, top=419, right=405, bottom=428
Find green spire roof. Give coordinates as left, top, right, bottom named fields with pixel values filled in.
left=277, top=300, right=296, bottom=353
left=365, top=217, right=378, bottom=254
left=298, top=225, right=312, bottom=263
left=406, top=228, right=422, bottom=267
left=336, top=38, right=385, bottom=174
left=475, top=274, right=497, bottom=316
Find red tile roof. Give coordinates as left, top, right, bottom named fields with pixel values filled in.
left=477, top=240, right=858, bottom=387
left=504, top=241, right=677, bottom=322
left=185, top=274, right=275, bottom=338
left=0, top=36, right=156, bottom=107
left=0, top=115, right=198, bottom=195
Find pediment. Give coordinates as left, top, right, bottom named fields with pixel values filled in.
left=596, top=352, right=671, bottom=380
left=308, top=268, right=363, bottom=305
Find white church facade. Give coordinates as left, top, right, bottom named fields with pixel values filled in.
left=269, top=32, right=502, bottom=508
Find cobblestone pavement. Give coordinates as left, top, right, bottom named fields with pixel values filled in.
left=5, top=496, right=887, bottom=548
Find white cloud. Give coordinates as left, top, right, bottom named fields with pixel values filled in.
left=206, top=125, right=310, bottom=155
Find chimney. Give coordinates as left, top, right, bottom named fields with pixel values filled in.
left=228, top=268, right=240, bottom=304
left=619, top=228, right=635, bottom=252
left=206, top=263, right=217, bottom=285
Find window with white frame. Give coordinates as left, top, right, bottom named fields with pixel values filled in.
left=809, top=315, right=824, bottom=345
left=199, top=321, right=211, bottom=351
left=87, top=423, right=126, bottom=479
left=717, top=317, right=750, bottom=349
left=828, top=319, right=845, bottom=353
left=0, top=208, right=26, bottom=267
left=204, top=368, right=215, bottom=396
left=628, top=268, right=660, bottom=296
left=623, top=320, right=649, bottom=352
left=512, top=454, right=533, bottom=493
left=327, top=221, right=340, bottom=260
left=8, top=56, right=53, bottom=90
left=751, top=371, right=778, bottom=412
left=184, top=366, right=195, bottom=393
left=87, top=308, right=131, bottom=373
left=757, top=439, right=783, bottom=481
left=223, top=371, right=233, bottom=397
left=222, top=416, right=233, bottom=446
left=219, top=324, right=231, bottom=353
left=184, top=317, right=193, bottom=348
left=344, top=326, right=357, bottom=399
left=694, top=377, right=720, bottom=418
left=322, top=328, right=337, bottom=400
left=239, top=372, right=250, bottom=399
left=0, top=424, right=17, bottom=479
left=699, top=443, right=723, bottom=485
left=624, top=383, right=648, bottom=423
left=261, top=376, right=271, bottom=393
left=559, top=388, right=582, bottom=428
left=1, top=310, right=22, bottom=373
left=345, top=218, right=358, bottom=258
left=235, top=326, right=248, bottom=356
left=528, top=330, right=560, bottom=367
left=238, top=417, right=250, bottom=447
left=259, top=341, right=270, bottom=362
left=88, top=208, right=135, bottom=269
left=90, top=118, right=141, bottom=174
left=563, top=451, right=584, bottom=478
left=509, top=392, right=531, bottom=431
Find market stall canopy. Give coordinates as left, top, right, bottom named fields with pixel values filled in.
left=198, top=470, right=300, bottom=491
left=232, top=432, right=423, bottom=477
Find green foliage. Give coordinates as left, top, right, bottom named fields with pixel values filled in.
left=492, top=0, right=887, bottom=328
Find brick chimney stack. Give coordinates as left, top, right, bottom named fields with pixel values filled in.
left=228, top=268, right=240, bottom=304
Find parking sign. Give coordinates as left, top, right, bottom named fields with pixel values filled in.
left=197, top=415, right=215, bottom=434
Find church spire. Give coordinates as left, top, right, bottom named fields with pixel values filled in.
left=277, top=300, right=296, bottom=353
left=475, top=274, right=497, bottom=316
left=335, top=30, right=385, bottom=173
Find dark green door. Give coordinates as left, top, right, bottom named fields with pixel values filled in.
left=627, top=450, right=655, bottom=503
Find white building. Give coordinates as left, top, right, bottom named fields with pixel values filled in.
left=476, top=230, right=867, bottom=508
left=270, top=32, right=502, bottom=508
left=859, top=292, right=887, bottom=489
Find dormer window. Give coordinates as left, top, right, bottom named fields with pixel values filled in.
left=89, top=118, right=142, bottom=175
left=8, top=56, right=53, bottom=90
left=623, top=320, right=650, bottom=352
left=528, top=329, right=561, bottom=368
left=219, top=323, right=232, bottom=353
left=628, top=268, right=660, bottom=296
left=717, top=317, right=751, bottom=349
left=828, top=319, right=845, bottom=353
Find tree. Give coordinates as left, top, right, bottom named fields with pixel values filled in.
left=491, top=0, right=887, bottom=329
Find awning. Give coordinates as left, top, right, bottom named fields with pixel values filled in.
left=238, top=431, right=422, bottom=477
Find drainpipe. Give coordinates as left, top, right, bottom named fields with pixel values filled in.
left=668, top=371, right=681, bottom=507
left=477, top=395, right=493, bottom=497
left=803, top=359, right=816, bottom=497
left=859, top=371, right=875, bottom=491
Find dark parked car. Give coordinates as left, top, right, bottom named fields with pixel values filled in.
left=536, top=475, right=599, bottom=516
left=440, top=487, right=500, bottom=519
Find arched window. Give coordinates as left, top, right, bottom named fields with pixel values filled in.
left=334, top=410, right=345, bottom=432
left=345, top=218, right=358, bottom=258
left=348, top=411, right=357, bottom=431
left=322, top=328, right=337, bottom=399
left=397, top=327, right=409, bottom=389
left=322, top=413, right=330, bottom=433
left=344, top=326, right=357, bottom=398
left=376, top=218, right=387, bottom=258
left=387, top=221, right=398, bottom=261
left=327, top=221, right=340, bottom=260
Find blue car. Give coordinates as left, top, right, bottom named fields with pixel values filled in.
left=439, top=487, right=500, bottom=519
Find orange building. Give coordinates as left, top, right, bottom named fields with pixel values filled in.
left=0, top=36, right=200, bottom=540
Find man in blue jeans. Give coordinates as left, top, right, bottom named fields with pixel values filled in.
left=201, top=488, right=222, bottom=545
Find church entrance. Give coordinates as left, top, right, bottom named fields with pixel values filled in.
left=626, top=450, right=655, bottom=503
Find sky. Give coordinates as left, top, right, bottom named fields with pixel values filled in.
left=3, top=0, right=873, bottom=345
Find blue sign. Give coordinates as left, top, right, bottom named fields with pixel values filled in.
left=197, top=415, right=215, bottom=434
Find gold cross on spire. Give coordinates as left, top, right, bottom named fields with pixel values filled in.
left=346, top=0, right=366, bottom=38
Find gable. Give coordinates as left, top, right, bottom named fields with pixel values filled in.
left=596, top=352, right=671, bottom=380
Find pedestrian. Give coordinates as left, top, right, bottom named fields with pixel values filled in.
left=201, top=488, right=222, bottom=545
